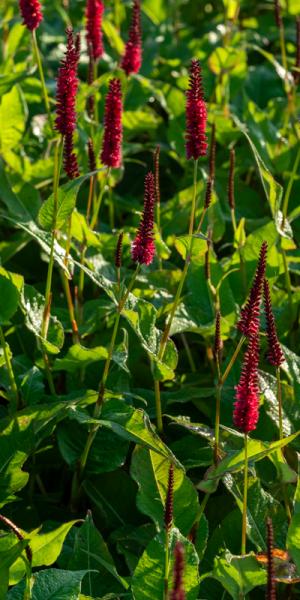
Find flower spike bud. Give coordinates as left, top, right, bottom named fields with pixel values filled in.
left=237, top=241, right=268, bottom=337
left=164, top=463, right=174, bottom=532
left=266, top=518, right=276, bottom=600
left=121, top=0, right=142, bottom=76
left=228, top=148, right=235, bottom=210
left=131, top=172, right=156, bottom=266
left=263, top=279, right=284, bottom=367
left=19, top=0, right=42, bottom=31
left=86, top=0, right=104, bottom=61
left=115, top=231, right=124, bottom=269
left=170, top=542, right=186, bottom=600
left=100, top=79, right=123, bottom=168
left=214, top=310, right=223, bottom=362
left=88, top=138, right=96, bottom=172
left=233, top=333, right=260, bottom=433
left=186, top=59, right=207, bottom=160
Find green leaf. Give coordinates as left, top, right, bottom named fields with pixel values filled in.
left=201, top=431, right=300, bottom=481
left=30, top=521, right=79, bottom=567
left=21, top=285, right=64, bottom=354
left=0, top=267, right=23, bottom=324
left=8, top=569, right=88, bottom=600
left=130, top=447, right=198, bottom=536
left=0, top=539, right=29, bottom=598
left=287, top=476, right=300, bottom=572
left=62, top=512, right=128, bottom=596
left=38, top=174, right=98, bottom=232
left=212, top=551, right=266, bottom=599
left=53, top=344, right=108, bottom=373
left=233, top=115, right=283, bottom=217
left=0, top=86, right=26, bottom=170
left=132, top=528, right=199, bottom=599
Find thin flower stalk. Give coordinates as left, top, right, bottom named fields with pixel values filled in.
left=214, top=310, right=222, bottom=464
left=242, top=432, right=249, bottom=555
left=115, top=230, right=124, bottom=291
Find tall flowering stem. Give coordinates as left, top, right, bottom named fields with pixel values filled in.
left=154, top=59, right=207, bottom=433
left=263, top=278, right=284, bottom=439
left=131, top=172, right=156, bottom=266
left=197, top=123, right=215, bottom=233
left=20, top=0, right=52, bottom=128
left=121, top=0, right=142, bottom=77
left=233, top=333, right=260, bottom=554
left=214, top=310, right=223, bottom=464
left=100, top=79, right=123, bottom=169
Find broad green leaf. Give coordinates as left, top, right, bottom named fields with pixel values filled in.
left=30, top=521, right=79, bottom=567
left=0, top=267, right=23, bottom=324
left=287, top=476, right=300, bottom=572
left=201, top=431, right=300, bottom=480
left=0, top=539, right=29, bottom=598
left=233, top=115, right=283, bottom=217
left=21, top=285, right=64, bottom=354
left=132, top=528, right=199, bottom=600
left=38, top=173, right=98, bottom=232
left=131, top=447, right=198, bottom=535
left=212, top=551, right=266, bottom=599
left=53, top=344, right=108, bottom=373
left=223, top=475, right=288, bottom=550
left=62, top=512, right=128, bottom=596
left=0, top=86, right=26, bottom=170
left=8, top=569, right=88, bottom=600
left=141, top=0, right=168, bottom=23
left=102, top=19, right=124, bottom=54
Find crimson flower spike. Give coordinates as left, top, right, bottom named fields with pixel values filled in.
left=263, top=279, right=284, bottom=367
left=55, top=28, right=80, bottom=179
left=164, top=464, right=174, bottom=533
left=121, top=0, right=142, bottom=76
left=115, top=231, right=124, bottom=269
left=237, top=241, right=268, bottom=337
left=214, top=310, right=223, bottom=363
left=170, top=542, right=186, bottom=600
left=233, top=333, right=260, bottom=433
left=185, top=59, right=208, bottom=160
left=131, top=172, right=156, bottom=266
left=19, top=0, right=42, bottom=31
left=100, top=79, right=123, bottom=168
left=86, top=0, right=104, bottom=61
left=266, top=518, right=276, bottom=600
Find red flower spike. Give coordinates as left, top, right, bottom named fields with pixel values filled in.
left=55, top=28, right=80, bottom=137
left=100, top=79, right=123, bottom=168
left=164, top=464, right=174, bottom=533
left=186, top=59, right=207, bottom=160
left=63, top=132, right=80, bottom=180
left=86, top=0, right=104, bottom=61
left=132, top=172, right=156, bottom=265
left=170, top=542, right=186, bottom=600
left=237, top=241, right=268, bottom=337
left=121, top=0, right=142, bottom=76
left=19, top=0, right=42, bottom=31
left=263, top=279, right=284, bottom=367
left=233, top=333, right=260, bottom=433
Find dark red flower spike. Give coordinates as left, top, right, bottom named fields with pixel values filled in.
left=131, top=172, right=156, bottom=266
left=100, top=79, right=123, bottom=168
left=19, top=0, right=42, bottom=31
left=233, top=333, right=260, bottom=433
left=186, top=59, right=207, bottom=160
left=86, top=0, right=104, bottom=61
left=263, top=279, right=284, bottom=367
left=170, top=542, right=186, bottom=600
left=237, top=241, right=268, bottom=337
left=121, top=0, right=142, bottom=76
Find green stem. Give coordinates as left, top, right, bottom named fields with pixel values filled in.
left=31, top=30, right=53, bottom=129
left=198, top=492, right=210, bottom=522
left=41, top=137, right=64, bottom=340
left=73, top=265, right=140, bottom=497
left=214, top=382, right=221, bottom=465
left=276, top=367, right=283, bottom=440
left=281, top=244, right=293, bottom=314
left=90, top=167, right=110, bottom=230
left=0, top=326, right=19, bottom=409
left=93, top=61, right=99, bottom=124
left=154, top=379, right=163, bottom=433
left=220, top=335, right=245, bottom=385
left=281, top=144, right=300, bottom=228
left=241, top=433, right=248, bottom=555
left=181, top=333, right=196, bottom=372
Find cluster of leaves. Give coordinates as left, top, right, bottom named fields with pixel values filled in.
left=0, top=0, right=300, bottom=598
